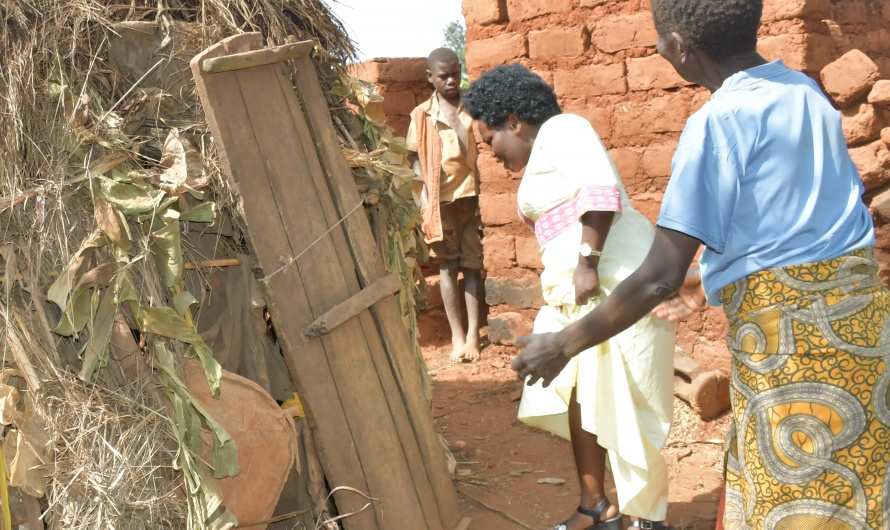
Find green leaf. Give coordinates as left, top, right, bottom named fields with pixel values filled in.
left=150, top=220, right=183, bottom=288
left=54, top=262, right=115, bottom=336
left=136, top=306, right=221, bottom=396
left=47, top=230, right=106, bottom=310
left=93, top=194, right=133, bottom=251
left=179, top=202, right=217, bottom=223
left=78, top=287, right=118, bottom=383
left=98, top=176, right=162, bottom=215
left=328, top=83, right=352, bottom=98
left=173, top=291, right=199, bottom=319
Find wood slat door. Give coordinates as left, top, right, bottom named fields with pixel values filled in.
left=190, top=33, right=461, bottom=530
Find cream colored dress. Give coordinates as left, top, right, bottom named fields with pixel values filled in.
left=516, top=114, right=676, bottom=520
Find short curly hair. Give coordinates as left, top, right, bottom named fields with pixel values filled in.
left=462, top=64, right=561, bottom=128
left=651, top=0, right=762, bottom=63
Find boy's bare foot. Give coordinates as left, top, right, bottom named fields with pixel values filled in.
left=460, top=339, right=481, bottom=362
left=449, top=338, right=467, bottom=363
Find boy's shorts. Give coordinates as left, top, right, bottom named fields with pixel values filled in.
left=429, top=196, right=483, bottom=270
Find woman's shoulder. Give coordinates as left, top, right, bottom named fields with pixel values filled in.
left=539, top=113, right=603, bottom=144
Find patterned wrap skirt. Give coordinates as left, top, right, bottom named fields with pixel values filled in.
left=720, top=247, right=890, bottom=529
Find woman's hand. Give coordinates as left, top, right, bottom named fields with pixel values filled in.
left=573, top=261, right=601, bottom=305
left=512, top=332, right=571, bottom=387
left=651, top=267, right=707, bottom=322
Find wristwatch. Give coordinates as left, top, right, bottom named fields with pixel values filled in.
left=579, top=243, right=602, bottom=258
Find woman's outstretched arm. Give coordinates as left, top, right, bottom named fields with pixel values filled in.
left=512, top=227, right=702, bottom=386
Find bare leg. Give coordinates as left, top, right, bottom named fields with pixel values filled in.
left=440, top=258, right=467, bottom=361
left=562, top=388, right=619, bottom=530
left=460, top=267, right=482, bottom=362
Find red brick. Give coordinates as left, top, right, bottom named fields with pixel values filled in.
left=869, top=80, right=890, bottom=105
left=553, top=63, right=627, bottom=99
left=842, top=103, right=886, bottom=146
left=462, top=0, right=506, bottom=26
left=565, top=105, right=612, bottom=140
left=835, top=1, right=869, bottom=25
left=820, top=49, right=882, bottom=109
left=883, top=127, right=890, bottom=148
left=591, top=13, right=657, bottom=53
left=487, top=312, right=533, bottom=345
left=756, top=33, right=834, bottom=74
left=877, top=58, right=890, bottom=80
left=629, top=191, right=664, bottom=224
left=506, top=0, right=572, bottom=22
left=762, top=0, right=831, bottom=22
left=531, top=69, right=553, bottom=85
left=642, top=144, right=676, bottom=179
left=475, top=151, right=510, bottom=181
left=479, top=192, right=519, bottom=226
left=353, top=58, right=428, bottom=84
left=849, top=140, right=890, bottom=190
left=515, top=236, right=543, bottom=270
left=380, top=90, right=417, bottom=117
left=385, top=116, right=411, bottom=138
left=484, top=276, right=545, bottom=309
left=626, top=54, right=690, bottom=91
left=690, top=89, right=711, bottom=115
left=870, top=187, right=890, bottom=223
left=465, top=34, right=527, bottom=69
left=580, top=0, right=608, bottom=5
left=529, top=27, right=589, bottom=59
left=609, top=147, right=643, bottom=183
left=614, top=93, right=690, bottom=137
left=482, top=234, right=516, bottom=271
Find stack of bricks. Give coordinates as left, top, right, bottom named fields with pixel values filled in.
left=350, top=58, right=434, bottom=138
left=463, top=0, right=890, bottom=374
left=828, top=51, right=890, bottom=279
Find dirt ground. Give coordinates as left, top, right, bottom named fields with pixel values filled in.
left=419, top=312, right=732, bottom=530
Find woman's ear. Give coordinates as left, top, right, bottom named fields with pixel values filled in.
left=669, top=32, right=689, bottom=64
left=506, top=115, right=521, bottom=131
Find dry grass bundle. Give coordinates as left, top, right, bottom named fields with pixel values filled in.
left=0, top=1, right=399, bottom=529
left=1, top=0, right=432, bottom=528
left=39, top=373, right=185, bottom=530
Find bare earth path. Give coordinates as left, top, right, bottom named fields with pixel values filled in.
left=422, top=323, right=730, bottom=530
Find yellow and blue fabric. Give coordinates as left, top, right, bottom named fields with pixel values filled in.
left=720, top=248, right=890, bottom=529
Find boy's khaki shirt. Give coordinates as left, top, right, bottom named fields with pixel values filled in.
left=406, top=93, right=479, bottom=204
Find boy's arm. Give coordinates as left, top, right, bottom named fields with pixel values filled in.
left=410, top=154, right=428, bottom=210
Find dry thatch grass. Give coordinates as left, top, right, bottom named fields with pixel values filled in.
left=0, top=1, right=388, bottom=529
left=40, top=373, right=185, bottom=529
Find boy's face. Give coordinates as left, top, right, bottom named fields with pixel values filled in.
left=478, top=118, right=534, bottom=174
left=428, top=60, right=462, bottom=99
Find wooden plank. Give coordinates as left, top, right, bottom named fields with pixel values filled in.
left=291, top=55, right=462, bottom=528
left=202, top=41, right=313, bottom=74
left=230, top=59, right=429, bottom=528
left=279, top=67, right=447, bottom=530
left=190, top=35, right=376, bottom=528
left=227, top=53, right=427, bottom=529
left=302, top=273, right=402, bottom=339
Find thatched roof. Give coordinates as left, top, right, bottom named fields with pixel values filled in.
left=0, top=2, right=429, bottom=529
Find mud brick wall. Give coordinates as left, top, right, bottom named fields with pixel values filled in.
left=460, top=0, right=890, bottom=374
left=355, top=0, right=890, bottom=374
left=350, top=58, right=434, bottom=138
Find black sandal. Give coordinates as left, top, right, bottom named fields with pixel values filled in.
left=554, top=498, right=623, bottom=530
left=628, top=521, right=673, bottom=530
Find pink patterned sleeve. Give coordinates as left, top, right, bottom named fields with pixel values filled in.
left=575, top=186, right=622, bottom=219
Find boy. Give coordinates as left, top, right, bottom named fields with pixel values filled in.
left=407, top=48, right=483, bottom=363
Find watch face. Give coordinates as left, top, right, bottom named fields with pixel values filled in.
left=579, top=243, right=592, bottom=256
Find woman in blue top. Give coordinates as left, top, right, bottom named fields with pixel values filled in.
left=512, top=0, right=889, bottom=528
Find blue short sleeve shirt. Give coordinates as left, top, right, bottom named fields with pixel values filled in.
left=657, top=60, right=875, bottom=305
